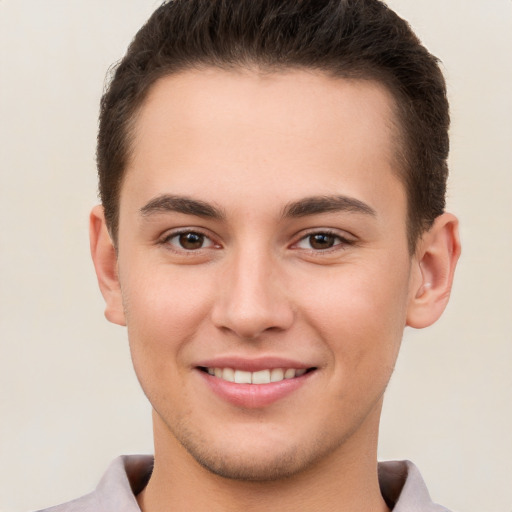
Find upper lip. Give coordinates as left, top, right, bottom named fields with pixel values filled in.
left=195, top=356, right=315, bottom=372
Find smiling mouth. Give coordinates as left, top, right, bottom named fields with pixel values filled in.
left=198, top=367, right=316, bottom=384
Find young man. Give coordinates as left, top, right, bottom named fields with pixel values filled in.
left=40, top=0, right=460, bottom=510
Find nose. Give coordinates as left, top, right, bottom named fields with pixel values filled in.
left=211, top=249, right=294, bottom=340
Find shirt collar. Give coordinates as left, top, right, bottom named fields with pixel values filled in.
left=93, top=455, right=450, bottom=512
left=378, top=460, right=451, bottom=511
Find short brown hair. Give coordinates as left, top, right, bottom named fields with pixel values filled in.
left=97, top=0, right=449, bottom=252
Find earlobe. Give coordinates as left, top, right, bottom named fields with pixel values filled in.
left=89, top=205, right=126, bottom=326
left=406, top=213, right=461, bottom=329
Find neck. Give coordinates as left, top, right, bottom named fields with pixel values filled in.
left=137, top=406, right=389, bottom=512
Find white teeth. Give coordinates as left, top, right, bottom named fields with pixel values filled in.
left=252, top=369, right=271, bottom=384
left=270, top=368, right=284, bottom=382
left=222, top=368, right=235, bottom=382
left=205, top=367, right=309, bottom=384
left=284, top=368, right=296, bottom=379
left=234, top=370, right=252, bottom=384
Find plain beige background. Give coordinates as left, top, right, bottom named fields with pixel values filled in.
left=0, top=1, right=511, bottom=511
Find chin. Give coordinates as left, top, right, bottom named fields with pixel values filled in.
left=189, top=443, right=320, bottom=482
left=168, top=416, right=337, bottom=482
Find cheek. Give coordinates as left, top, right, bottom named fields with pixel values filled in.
left=297, top=260, right=410, bottom=367
left=119, top=262, right=215, bottom=370
left=122, top=258, right=212, bottom=322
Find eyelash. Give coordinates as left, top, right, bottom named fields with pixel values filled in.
left=293, top=230, right=355, bottom=252
left=158, top=228, right=354, bottom=254
left=159, top=229, right=219, bottom=252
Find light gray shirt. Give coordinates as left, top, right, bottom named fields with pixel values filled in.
left=36, top=455, right=451, bottom=512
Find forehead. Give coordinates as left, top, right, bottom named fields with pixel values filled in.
left=123, top=68, right=405, bottom=218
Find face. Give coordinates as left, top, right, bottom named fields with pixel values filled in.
left=114, top=68, right=417, bottom=480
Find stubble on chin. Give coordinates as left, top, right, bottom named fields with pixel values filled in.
left=161, top=412, right=344, bottom=482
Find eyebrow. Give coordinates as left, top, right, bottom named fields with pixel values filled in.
left=140, top=194, right=225, bottom=220
left=139, top=193, right=375, bottom=221
left=282, top=195, right=376, bottom=218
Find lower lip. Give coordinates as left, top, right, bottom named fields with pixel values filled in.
left=197, top=370, right=314, bottom=409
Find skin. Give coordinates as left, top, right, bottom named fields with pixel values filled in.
left=90, top=68, right=460, bottom=511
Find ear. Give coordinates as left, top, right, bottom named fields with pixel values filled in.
left=406, top=213, right=461, bottom=328
left=89, top=205, right=126, bottom=326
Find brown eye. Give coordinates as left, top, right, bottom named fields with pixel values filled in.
left=308, top=233, right=337, bottom=250
left=163, top=230, right=218, bottom=253
left=178, top=232, right=205, bottom=250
